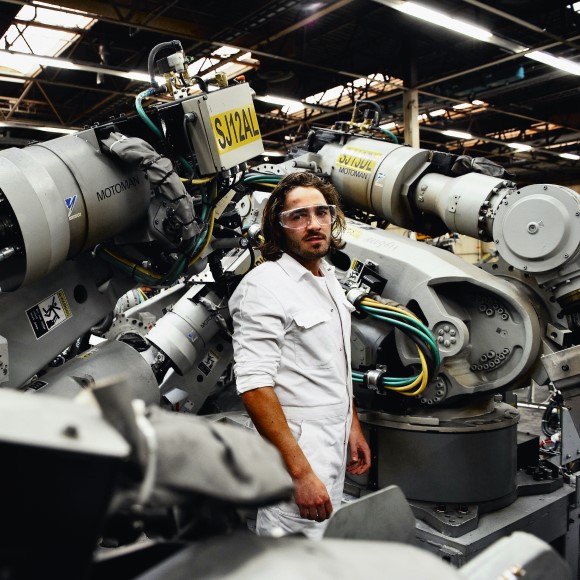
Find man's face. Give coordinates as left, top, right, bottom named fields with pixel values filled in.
left=280, top=186, right=332, bottom=264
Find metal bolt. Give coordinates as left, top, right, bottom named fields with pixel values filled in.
left=527, top=222, right=539, bottom=234
left=63, top=425, right=79, bottom=439
left=523, top=266, right=527, bottom=270
left=564, top=254, right=569, bottom=259
left=562, top=365, right=570, bottom=372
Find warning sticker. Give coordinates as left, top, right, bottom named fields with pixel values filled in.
left=198, top=349, right=219, bottom=376
left=211, top=105, right=261, bottom=154
left=26, top=289, right=72, bottom=340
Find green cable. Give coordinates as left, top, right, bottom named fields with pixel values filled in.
left=378, top=127, right=398, bottom=144
left=352, top=368, right=420, bottom=386
left=136, top=89, right=162, bottom=137
left=243, top=175, right=281, bottom=182
left=363, top=308, right=435, bottom=349
left=136, top=89, right=194, bottom=176
left=360, top=306, right=440, bottom=364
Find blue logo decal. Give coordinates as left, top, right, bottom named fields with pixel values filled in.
left=64, top=195, right=77, bottom=216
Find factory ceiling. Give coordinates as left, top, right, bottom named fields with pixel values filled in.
left=0, top=0, right=579, bottom=184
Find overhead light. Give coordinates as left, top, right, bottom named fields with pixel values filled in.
left=33, top=126, right=78, bottom=134
left=560, top=152, right=580, bottom=160
left=443, top=130, right=473, bottom=139
left=0, top=76, right=25, bottom=84
left=373, top=2, right=580, bottom=77
left=525, top=51, right=580, bottom=76
left=128, top=70, right=165, bottom=84
left=453, top=103, right=472, bottom=110
left=472, top=99, right=486, bottom=106
left=0, top=49, right=165, bottom=85
left=0, top=122, right=77, bottom=134
left=389, top=1, right=493, bottom=41
left=507, top=142, right=532, bottom=151
left=256, top=95, right=305, bottom=109
left=380, top=122, right=397, bottom=130
left=429, top=109, right=447, bottom=117
left=262, top=150, right=287, bottom=157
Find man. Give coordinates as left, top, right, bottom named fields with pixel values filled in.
left=229, top=171, right=371, bottom=539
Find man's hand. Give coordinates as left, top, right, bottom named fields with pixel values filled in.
left=347, top=410, right=372, bottom=475
left=293, top=471, right=333, bottom=522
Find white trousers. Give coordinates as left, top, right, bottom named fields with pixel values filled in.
left=256, top=411, right=351, bottom=540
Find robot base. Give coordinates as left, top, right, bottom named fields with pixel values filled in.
left=359, top=400, right=520, bottom=536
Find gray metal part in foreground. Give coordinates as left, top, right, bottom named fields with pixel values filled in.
left=136, top=531, right=462, bottom=580
left=0, top=388, right=130, bottom=458
left=148, top=406, right=292, bottom=506
left=458, top=531, right=572, bottom=580
left=22, top=339, right=160, bottom=405
left=324, top=485, right=416, bottom=544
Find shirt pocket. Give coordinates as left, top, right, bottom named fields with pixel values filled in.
left=291, top=308, right=333, bottom=368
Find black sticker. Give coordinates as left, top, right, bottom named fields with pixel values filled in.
left=25, top=380, right=48, bottom=391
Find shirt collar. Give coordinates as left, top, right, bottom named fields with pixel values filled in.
left=277, top=252, right=335, bottom=281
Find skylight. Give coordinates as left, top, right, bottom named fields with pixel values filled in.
left=0, top=2, right=95, bottom=78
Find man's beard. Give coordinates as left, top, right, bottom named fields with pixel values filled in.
left=285, top=233, right=331, bottom=261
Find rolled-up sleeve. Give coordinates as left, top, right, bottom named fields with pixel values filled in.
left=230, top=278, right=287, bottom=394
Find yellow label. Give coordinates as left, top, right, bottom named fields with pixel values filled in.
left=336, top=152, right=377, bottom=173
left=211, top=105, right=261, bottom=154
left=57, top=289, right=72, bottom=319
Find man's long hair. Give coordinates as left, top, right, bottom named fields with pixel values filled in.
left=260, top=172, right=346, bottom=261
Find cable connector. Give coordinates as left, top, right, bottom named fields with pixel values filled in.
left=345, top=286, right=369, bottom=309
left=365, top=364, right=388, bottom=393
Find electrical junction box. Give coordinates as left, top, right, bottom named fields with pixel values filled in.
left=181, top=83, right=264, bottom=175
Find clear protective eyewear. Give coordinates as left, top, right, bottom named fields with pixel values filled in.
left=279, top=204, right=337, bottom=229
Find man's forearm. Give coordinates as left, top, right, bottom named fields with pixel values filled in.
left=242, top=386, right=334, bottom=521
left=241, top=387, right=312, bottom=479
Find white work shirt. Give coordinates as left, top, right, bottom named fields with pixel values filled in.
left=230, top=252, right=354, bottom=418
left=230, top=252, right=355, bottom=539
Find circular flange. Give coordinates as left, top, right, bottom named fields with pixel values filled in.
left=492, top=184, right=580, bottom=273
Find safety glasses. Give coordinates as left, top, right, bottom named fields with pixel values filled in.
left=279, top=204, right=337, bottom=229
